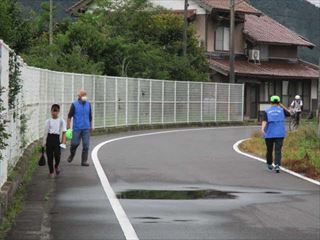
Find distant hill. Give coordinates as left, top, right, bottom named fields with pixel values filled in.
left=250, top=0, right=320, bottom=64
left=18, top=0, right=319, bottom=64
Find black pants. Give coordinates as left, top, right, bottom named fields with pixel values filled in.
left=295, top=112, right=301, bottom=125
left=265, top=138, right=284, bottom=166
left=46, top=134, right=61, bottom=174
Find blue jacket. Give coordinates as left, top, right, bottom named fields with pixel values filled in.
left=264, top=106, right=286, bottom=139
left=72, top=100, right=91, bottom=131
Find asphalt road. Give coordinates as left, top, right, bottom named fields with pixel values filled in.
left=45, top=126, right=320, bottom=240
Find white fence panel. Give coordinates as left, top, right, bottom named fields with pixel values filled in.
left=0, top=39, right=244, bottom=187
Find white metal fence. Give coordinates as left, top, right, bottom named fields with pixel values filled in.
left=0, top=39, right=244, bottom=187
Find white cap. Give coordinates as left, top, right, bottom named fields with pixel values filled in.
left=295, top=95, right=301, bottom=100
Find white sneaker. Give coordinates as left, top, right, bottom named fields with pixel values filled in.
left=60, top=144, right=66, bottom=149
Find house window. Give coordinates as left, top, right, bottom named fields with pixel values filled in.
left=215, top=26, right=229, bottom=51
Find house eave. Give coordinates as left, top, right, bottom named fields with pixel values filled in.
left=244, top=38, right=315, bottom=49
left=66, top=0, right=94, bottom=15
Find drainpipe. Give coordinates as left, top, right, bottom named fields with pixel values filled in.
left=205, top=14, right=208, bottom=50
left=229, top=0, right=235, bottom=83
left=183, top=0, right=189, bottom=56
left=49, top=0, right=53, bottom=45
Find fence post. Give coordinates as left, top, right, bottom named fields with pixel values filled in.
left=61, top=74, right=65, bottom=118
left=162, top=81, right=164, bottom=124
left=174, top=81, right=177, bottom=123
left=81, top=75, right=84, bottom=89
left=125, top=77, right=128, bottom=126
left=37, top=70, right=42, bottom=139
left=103, top=76, right=106, bottom=128
left=187, top=82, right=190, bottom=123
left=92, top=75, right=96, bottom=128
left=228, top=84, right=231, bottom=121
left=71, top=73, right=74, bottom=101
left=137, top=79, right=140, bottom=125
left=115, top=77, right=118, bottom=126
left=214, top=83, right=217, bottom=122
left=200, top=82, right=203, bottom=122
left=149, top=80, right=152, bottom=124
left=46, top=71, right=49, bottom=114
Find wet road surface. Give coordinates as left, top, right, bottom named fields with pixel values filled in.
left=93, top=127, right=319, bottom=240
left=9, top=126, right=319, bottom=240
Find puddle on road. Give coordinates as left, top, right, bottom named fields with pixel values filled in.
left=134, top=217, right=161, bottom=220
left=117, top=189, right=237, bottom=200
left=264, top=191, right=281, bottom=194
left=174, top=219, right=193, bottom=222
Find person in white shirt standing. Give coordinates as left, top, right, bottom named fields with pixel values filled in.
left=290, top=95, right=303, bottom=126
left=43, top=104, right=67, bottom=178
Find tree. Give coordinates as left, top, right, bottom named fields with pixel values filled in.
left=24, top=0, right=209, bottom=81
left=0, top=0, right=34, bottom=53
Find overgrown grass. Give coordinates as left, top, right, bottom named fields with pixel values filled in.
left=240, top=120, right=320, bottom=180
left=0, top=146, right=40, bottom=240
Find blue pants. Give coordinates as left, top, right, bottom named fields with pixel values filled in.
left=70, top=129, right=90, bottom=162
left=265, top=138, right=284, bottom=166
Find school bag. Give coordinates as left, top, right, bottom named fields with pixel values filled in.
left=38, top=147, right=46, bottom=166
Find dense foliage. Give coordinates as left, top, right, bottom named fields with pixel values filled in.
left=0, top=0, right=35, bottom=53
left=17, top=0, right=319, bottom=64
left=1, top=0, right=209, bottom=81
left=8, top=51, right=22, bottom=110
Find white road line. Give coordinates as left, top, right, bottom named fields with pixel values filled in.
left=233, top=139, right=320, bottom=186
left=92, top=141, right=139, bottom=240
left=91, top=126, right=257, bottom=240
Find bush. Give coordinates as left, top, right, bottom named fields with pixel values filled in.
left=22, top=0, right=209, bottom=81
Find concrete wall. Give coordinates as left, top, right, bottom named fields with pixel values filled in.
left=206, top=17, right=216, bottom=52
left=194, top=14, right=206, bottom=47
left=311, top=78, right=318, bottom=112
left=311, top=78, right=318, bottom=100
left=234, top=23, right=245, bottom=54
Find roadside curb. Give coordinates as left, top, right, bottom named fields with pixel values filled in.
left=233, top=138, right=320, bottom=186
left=0, top=141, right=40, bottom=225
left=91, top=121, right=257, bottom=136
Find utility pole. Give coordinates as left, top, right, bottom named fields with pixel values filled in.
left=318, top=56, right=320, bottom=138
left=183, top=0, right=188, bottom=56
left=49, top=0, right=53, bottom=45
left=229, top=0, right=235, bottom=83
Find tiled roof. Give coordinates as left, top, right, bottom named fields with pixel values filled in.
left=68, top=0, right=262, bottom=15
left=171, top=9, right=197, bottom=19
left=66, top=0, right=93, bottom=14
left=244, top=14, right=314, bottom=48
left=198, top=0, right=261, bottom=15
left=209, top=58, right=319, bottom=79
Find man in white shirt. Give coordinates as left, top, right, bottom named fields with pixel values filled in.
left=290, top=95, right=303, bottom=126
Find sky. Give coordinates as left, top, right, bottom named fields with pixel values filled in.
left=306, top=0, right=320, bottom=7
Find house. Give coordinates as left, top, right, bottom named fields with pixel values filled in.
left=67, top=0, right=319, bottom=119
